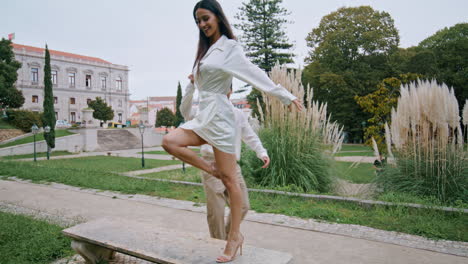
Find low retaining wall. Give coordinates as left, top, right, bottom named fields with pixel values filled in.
left=0, top=128, right=164, bottom=156
left=0, top=134, right=83, bottom=156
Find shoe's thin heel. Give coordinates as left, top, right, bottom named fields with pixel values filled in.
left=240, top=244, right=243, bottom=256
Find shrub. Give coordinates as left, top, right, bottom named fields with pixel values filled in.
left=381, top=80, right=467, bottom=203
left=6, top=109, right=43, bottom=132
left=241, top=64, right=343, bottom=193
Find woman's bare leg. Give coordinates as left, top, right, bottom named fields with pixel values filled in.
left=212, top=147, right=243, bottom=261
left=162, top=128, right=213, bottom=174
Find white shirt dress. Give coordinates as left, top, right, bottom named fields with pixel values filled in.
left=179, top=35, right=296, bottom=154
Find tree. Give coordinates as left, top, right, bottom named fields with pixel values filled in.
left=88, top=97, right=114, bottom=124
left=305, top=6, right=399, bottom=67
left=418, top=23, right=468, bottom=111
left=42, top=45, right=56, bottom=152
left=303, top=6, right=400, bottom=141
left=355, top=73, right=422, bottom=153
left=175, top=82, right=184, bottom=126
left=0, top=38, right=24, bottom=110
left=234, top=0, right=294, bottom=118
left=155, top=107, right=175, bottom=133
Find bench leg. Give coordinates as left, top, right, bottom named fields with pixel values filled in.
left=71, top=240, right=115, bottom=264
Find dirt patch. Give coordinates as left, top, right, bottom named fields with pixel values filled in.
left=0, top=129, right=25, bottom=143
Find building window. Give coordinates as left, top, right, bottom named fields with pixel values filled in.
left=55, top=112, right=58, bottom=120
left=116, top=77, right=122, bottom=91
left=85, top=75, right=92, bottom=88
left=70, top=112, right=76, bottom=123
left=51, top=70, right=57, bottom=85
left=70, top=97, right=76, bottom=104
left=118, top=99, right=122, bottom=107
left=101, top=76, right=106, bottom=90
left=54, top=97, right=58, bottom=104
left=118, top=113, right=122, bottom=123
left=87, top=98, right=92, bottom=105
left=31, top=68, right=39, bottom=83
left=32, top=95, right=39, bottom=103
left=68, top=72, right=75, bottom=87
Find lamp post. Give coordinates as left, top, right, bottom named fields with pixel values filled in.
left=44, top=125, right=51, bottom=160
left=138, top=121, right=145, bottom=168
left=31, top=124, right=39, bottom=162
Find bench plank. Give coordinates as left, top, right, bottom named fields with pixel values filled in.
left=63, top=218, right=293, bottom=264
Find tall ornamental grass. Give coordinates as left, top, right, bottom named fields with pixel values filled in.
left=381, top=80, right=467, bottom=203
left=241, top=64, right=343, bottom=193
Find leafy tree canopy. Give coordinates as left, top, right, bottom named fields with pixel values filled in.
left=88, top=97, right=114, bottom=122
left=155, top=107, right=175, bottom=128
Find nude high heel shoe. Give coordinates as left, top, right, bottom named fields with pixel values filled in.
left=216, top=233, right=244, bottom=263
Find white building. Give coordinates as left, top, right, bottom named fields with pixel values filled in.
left=12, top=43, right=130, bottom=126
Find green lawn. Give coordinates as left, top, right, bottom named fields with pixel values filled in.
left=0, top=118, right=16, bottom=129
left=334, top=161, right=376, bottom=183
left=0, top=211, right=73, bottom=263
left=0, top=159, right=465, bottom=242
left=0, top=129, right=76, bottom=149
left=339, top=144, right=372, bottom=152
left=335, top=151, right=375, bottom=157
left=1, top=151, right=75, bottom=160
left=140, top=161, right=376, bottom=185
left=23, top=156, right=181, bottom=173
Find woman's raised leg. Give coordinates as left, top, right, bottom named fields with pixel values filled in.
left=212, top=147, right=244, bottom=262
left=162, top=128, right=213, bottom=174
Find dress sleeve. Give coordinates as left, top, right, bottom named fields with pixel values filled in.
left=240, top=112, right=268, bottom=159
left=180, top=82, right=196, bottom=121
left=222, top=42, right=297, bottom=105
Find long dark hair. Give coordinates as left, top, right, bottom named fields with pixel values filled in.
left=192, top=0, right=236, bottom=71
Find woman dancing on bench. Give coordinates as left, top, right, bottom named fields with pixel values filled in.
left=162, top=0, right=302, bottom=262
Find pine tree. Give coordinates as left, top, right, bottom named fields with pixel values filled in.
left=43, top=45, right=56, bottom=153
left=234, top=0, right=294, bottom=117
left=175, top=82, right=184, bottom=127
left=0, top=38, right=24, bottom=111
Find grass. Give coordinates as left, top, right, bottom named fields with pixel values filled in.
left=19, top=156, right=181, bottom=173
left=0, top=211, right=73, bottom=263
left=140, top=161, right=376, bottom=185
left=0, top=129, right=76, bottom=149
left=1, top=151, right=75, bottom=160
left=0, top=118, right=17, bottom=129
left=0, top=159, right=465, bottom=242
left=339, top=144, right=372, bottom=152
left=334, top=161, right=376, bottom=184
left=335, top=151, right=375, bottom=157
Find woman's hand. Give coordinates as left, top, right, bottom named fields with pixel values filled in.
left=188, top=74, right=194, bottom=84
left=261, top=156, right=270, bottom=168
left=288, top=99, right=303, bottom=112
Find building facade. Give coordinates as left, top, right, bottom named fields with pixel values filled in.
left=13, top=43, right=130, bottom=125
left=129, top=96, right=177, bottom=127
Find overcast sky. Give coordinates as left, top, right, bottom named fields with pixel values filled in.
left=2, top=0, right=467, bottom=100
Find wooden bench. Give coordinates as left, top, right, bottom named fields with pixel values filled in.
left=62, top=218, right=293, bottom=264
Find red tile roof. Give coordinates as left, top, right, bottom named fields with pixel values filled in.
left=12, top=43, right=111, bottom=64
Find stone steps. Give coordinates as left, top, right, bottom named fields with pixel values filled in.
left=97, top=130, right=141, bottom=151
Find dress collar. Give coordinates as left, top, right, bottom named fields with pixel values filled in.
left=202, top=35, right=228, bottom=60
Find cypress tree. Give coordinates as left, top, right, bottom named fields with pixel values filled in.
left=175, top=81, right=184, bottom=126
left=43, top=45, right=56, bottom=154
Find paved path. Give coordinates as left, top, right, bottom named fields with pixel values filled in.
left=0, top=179, right=466, bottom=264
